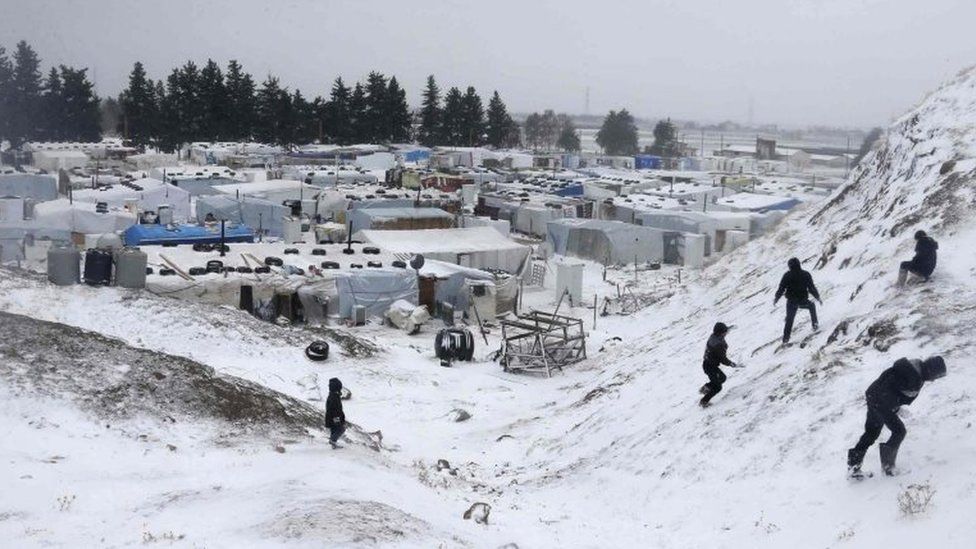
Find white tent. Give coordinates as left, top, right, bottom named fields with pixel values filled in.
left=356, top=226, right=530, bottom=274
left=71, top=178, right=192, bottom=221
left=32, top=150, right=88, bottom=172
left=547, top=219, right=666, bottom=265
left=33, top=199, right=137, bottom=234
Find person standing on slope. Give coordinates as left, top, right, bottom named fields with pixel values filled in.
left=326, top=377, right=347, bottom=449
left=847, top=356, right=946, bottom=478
left=699, top=322, right=742, bottom=408
left=774, top=257, right=822, bottom=344
left=897, top=230, right=939, bottom=286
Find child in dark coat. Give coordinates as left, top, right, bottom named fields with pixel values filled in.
left=326, top=377, right=346, bottom=449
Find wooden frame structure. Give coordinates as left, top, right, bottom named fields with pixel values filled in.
left=499, top=311, right=587, bottom=377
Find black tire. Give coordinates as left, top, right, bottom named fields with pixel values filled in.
left=265, top=256, right=283, bottom=266
left=305, top=341, right=330, bottom=361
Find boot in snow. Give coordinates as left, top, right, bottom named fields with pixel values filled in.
left=897, top=268, right=908, bottom=287
left=879, top=443, right=898, bottom=476
left=699, top=383, right=709, bottom=395
left=698, top=395, right=712, bottom=408
left=847, top=448, right=867, bottom=479
left=330, top=440, right=343, bottom=450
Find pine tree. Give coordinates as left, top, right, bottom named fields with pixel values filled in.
left=224, top=60, right=257, bottom=141
left=157, top=69, right=183, bottom=152
left=0, top=47, right=11, bottom=146
left=152, top=80, right=170, bottom=150
left=486, top=90, right=517, bottom=148
left=100, top=97, right=122, bottom=138
left=596, top=109, right=638, bottom=155
left=174, top=61, right=202, bottom=142
left=57, top=66, right=101, bottom=142
left=198, top=59, right=226, bottom=142
left=290, top=89, right=316, bottom=144
left=8, top=41, right=43, bottom=148
left=348, top=82, right=367, bottom=143
left=460, top=86, right=485, bottom=146
left=323, top=77, right=351, bottom=144
left=363, top=71, right=388, bottom=142
left=255, top=75, right=284, bottom=144
left=118, top=61, right=158, bottom=148
left=40, top=67, right=64, bottom=141
left=386, top=76, right=411, bottom=143
left=417, top=75, right=441, bottom=147
left=441, top=87, right=464, bottom=146
left=523, top=112, right=542, bottom=150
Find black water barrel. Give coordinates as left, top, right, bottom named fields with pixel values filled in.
left=83, top=249, right=113, bottom=286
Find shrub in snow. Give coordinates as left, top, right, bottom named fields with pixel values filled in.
left=898, top=482, right=936, bottom=517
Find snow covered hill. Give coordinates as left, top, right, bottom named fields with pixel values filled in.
left=480, top=68, right=976, bottom=546
left=2, top=70, right=976, bottom=547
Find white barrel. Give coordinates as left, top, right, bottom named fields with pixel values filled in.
left=158, top=204, right=174, bottom=225
left=95, top=233, right=124, bottom=252
left=116, top=247, right=148, bottom=288
left=47, top=243, right=81, bottom=286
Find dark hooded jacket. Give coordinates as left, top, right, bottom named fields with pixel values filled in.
left=775, top=258, right=821, bottom=303
left=703, top=333, right=733, bottom=368
left=911, top=235, right=938, bottom=277
left=325, top=377, right=345, bottom=427
left=865, top=358, right=924, bottom=410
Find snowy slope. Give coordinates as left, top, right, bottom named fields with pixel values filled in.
left=2, top=69, right=976, bottom=548
left=477, top=68, right=976, bottom=547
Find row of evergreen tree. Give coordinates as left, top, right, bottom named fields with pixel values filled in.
left=0, top=41, right=102, bottom=149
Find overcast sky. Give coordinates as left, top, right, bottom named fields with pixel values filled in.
left=3, top=0, right=975, bottom=128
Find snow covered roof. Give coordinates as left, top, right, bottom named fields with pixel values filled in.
left=357, top=226, right=524, bottom=255
left=212, top=179, right=320, bottom=196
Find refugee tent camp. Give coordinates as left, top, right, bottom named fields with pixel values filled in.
left=547, top=219, right=666, bottom=265
left=195, top=194, right=290, bottom=238
left=0, top=174, right=59, bottom=202
left=356, top=226, right=530, bottom=274
left=348, top=207, right=455, bottom=231
left=32, top=150, right=88, bottom=172
left=33, top=198, right=137, bottom=234
left=71, top=178, right=192, bottom=221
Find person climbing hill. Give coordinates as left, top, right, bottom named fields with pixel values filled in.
left=699, top=322, right=743, bottom=408
left=847, top=356, right=946, bottom=478
left=326, top=377, right=347, bottom=449
left=774, top=257, right=822, bottom=344
left=898, top=230, right=938, bottom=286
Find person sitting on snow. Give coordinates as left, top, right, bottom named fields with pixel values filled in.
left=847, top=356, right=946, bottom=478
left=699, top=322, right=742, bottom=408
left=774, top=257, right=822, bottom=344
left=326, top=377, right=347, bottom=449
left=897, top=230, right=938, bottom=286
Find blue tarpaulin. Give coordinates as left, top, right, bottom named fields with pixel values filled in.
left=124, top=223, right=255, bottom=246
left=403, top=149, right=431, bottom=162
left=635, top=155, right=663, bottom=170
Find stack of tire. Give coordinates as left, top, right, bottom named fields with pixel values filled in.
left=434, top=328, right=475, bottom=363
left=305, top=341, right=330, bottom=362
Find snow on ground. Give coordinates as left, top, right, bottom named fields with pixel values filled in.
left=3, top=68, right=976, bottom=547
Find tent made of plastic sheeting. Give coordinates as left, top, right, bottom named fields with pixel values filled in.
left=348, top=207, right=455, bottom=231
left=357, top=226, right=530, bottom=275
left=713, top=192, right=801, bottom=213
left=33, top=199, right=137, bottom=234
left=512, top=204, right=577, bottom=237
left=195, top=194, right=290, bottom=237
left=0, top=227, right=71, bottom=262
left=547, top=219, right=666, bottom=265
left=71, top=178, right=192, bottom=221
left=124, top=223, right=255, bottom=246
left=32, top=150, right=88, bottom=172
left=0, top=174, right=59, bottom=202
left=213, top=179, right=321, bottom=203
left=460, top=216, right=510, bottom=236
left=420, top=260, right=518, bottom=318
left=126, top=153, right=178, bottom=170
left=330, top=269, right=418, bottom=320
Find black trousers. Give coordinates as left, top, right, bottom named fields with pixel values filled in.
left=783, top=299, right=818, bottom=342
left=853, top=402, right=906, bottom=454
left=701, top=362, right=726, bottom=404
left=900, top=260, right=930, bottom=278
left=330, top=423, right=346, bottom=443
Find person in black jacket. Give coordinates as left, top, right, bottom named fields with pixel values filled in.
left=325, top=377, right=347, bottom=449
left=898, top=230, right=939, bottom=286
left=847, top=356, right=946, bottom=477
left=699, top=322, right=742, bottom=407
left=774, top=257, right=822, bottom=344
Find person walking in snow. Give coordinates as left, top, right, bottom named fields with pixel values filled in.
left=897, top=230, right=939, bottom=286
left=847, top=356, right=946, bottom=478
left=774, top=257, right=822, bottom=344
left=699, top=322, right=742, bottom=408
left=325, top=377, right=347, bottom=449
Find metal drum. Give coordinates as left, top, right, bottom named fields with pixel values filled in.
left=83, top=249, right=113, bottom=286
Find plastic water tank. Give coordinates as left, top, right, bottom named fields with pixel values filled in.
left=83, top=249, right=113, bottom=286
left=0, top=195, right=24, bottom=222
left=282, top=217, right=302, bottom=243
left=158, top=204, right=174, bottom=225
left=47, top=244, right=80, bottom=286
left=116, top=247, right=148, bottom=288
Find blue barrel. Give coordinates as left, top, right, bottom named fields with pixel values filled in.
left=83, top=249, right=113, bottom=286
